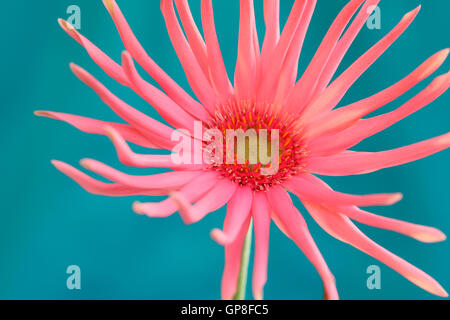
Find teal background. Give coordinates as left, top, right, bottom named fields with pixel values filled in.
left=1, top=0, right=449, bottom=300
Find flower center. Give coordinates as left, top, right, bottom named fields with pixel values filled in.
left=205, top=100, right=308, bottom=191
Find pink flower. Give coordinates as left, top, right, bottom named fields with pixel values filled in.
left=36, top=0, right=449, bottom=300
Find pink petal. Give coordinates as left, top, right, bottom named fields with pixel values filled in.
left=102, top=0, right=210, bottom=120
left=267, top=187, right=338, bottom=300
left=297, top=6, right=420, bottom=121
left=274, top=0, right=316, bottom=104
left=257, top=0, right=308, bottom=102
left=161, top=0, right=218, bottom=111
left=270, top=209, right=293, bottom=240
left=285, top=0, right=366, bottom=113
left=312, top=0, right=381, bottom=96
left=70, top=63, right=176, bottom=150
left=174, top=0, right=209, bottom=76
left=178, top=179, right=238, bottom=224
left=104, top=126, right=204, bottom=170
left=57, top=19, right=129, bottom=86
left=221, top=216, right=252, bottom=300
left=79, top=158, right=201, bottom=190
left=200, top=0, right=234, bottom=100
left=34, top=111, right=156, bottom=149
left=284, top=174, right=403, bottom=207
left=309, top=71, right=450, bottom=156
left=211, top=186, right=253, bottom=246
left=260, top=0, right=280, bottom=63
left=308, top=132, right=450, bottom=176
left=303, top=201, right=448, bottom=297
left=121, top=51, right=202, bottom=128
left=133, top=171, right=219, bottom=218
left=251, top=2, right=261, bottom=78
left=234, top=0, right=257, bottom=99
left=251, top=192, right=271, bottom=300
left=51, top=160, right=166, bottom=197
left=306, top=49, right=449, bottom=140
left=338, top=206, right=446, bottom=243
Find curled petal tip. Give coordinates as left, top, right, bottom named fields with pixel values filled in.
left=390, top=193, right=403, bottom=205
left=69, top=63, right=84, bottom=79
left=440, top=132, right=450, bottom=146
left=79, top=158, right=92, bottom=170
left=33, top=111, right=61, bottom=121
left=413, top=228, right=447, bottom=243
left=210, top=228, right=229, bottom=246
left=120, top=51, right=135, bottom=70
left=50, top=160, right=63, bottom=168
left=57, top=18, right=75, bottom=31
left=103, top=125, right=116, bottom=138
left=440, top=48, right=450, bottom=57
left=430, top=282, right=448, bottom=298
left=34, top=110, right=48, bottom=117
left=254, top=290, right=263, bottom=301
left=132, top=201, right=145, bottom=215
left=103, top=0, right=116, bottom=15
left=50, top=160, right=73, bottom=175
left=69, top=62, right=80, bottom=73
left=403, top=5, right=421, bottom=21
left=121, top=50, right=132, bottom=60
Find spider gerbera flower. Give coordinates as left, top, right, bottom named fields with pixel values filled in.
left=36, top=0, right=449, bottom=300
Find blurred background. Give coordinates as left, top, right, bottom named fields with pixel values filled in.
left=0, top=0, right=449, bottom=300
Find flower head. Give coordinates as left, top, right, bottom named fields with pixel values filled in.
left=37, top=0, right=449, bottom=299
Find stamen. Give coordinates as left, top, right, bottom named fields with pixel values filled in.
left=205, top=100, right=309, bottom=191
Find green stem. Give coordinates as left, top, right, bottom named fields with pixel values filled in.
left=232, top=221, right=253, bottom=300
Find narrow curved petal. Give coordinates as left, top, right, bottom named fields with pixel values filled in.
left=267, top=187, right=338, bottom=300
left=338, top=205, right=446, bottom=243
left=79, top=158, right=201, bottom=190
left=221, top=217, right=252, bottom=300
left=178, top=179, right=238, bottom=224
left=309, top=71, right=450, bottom=156
left=252, top=192, right=271, bottom=300
left=70, top=63, right=176, bottom=150
left=51, top=160, right=167, bottom=196
left=58, top=19, right=129, bottom=86
left=34, top=111, right=156, bottom=149
left=286, top=0, right=366, bottom=113
left=306, top=49, right=449, bottom=139
left=161, top=0, right=218, bottom=111
left=211, top=186, right=253, bottom=246
left=297, top=6, right=420, bottom=120
left=257, top=0, right=308, bottom=102
left=251, top=2, right=260, bottom=77
left=274, top=0, right=316, bottom=104
left=270, top=209, right=293, bottom=240
left=174, top=0, right=209, bottom=76
left=303, top=201, right=448, bottom=297
left=105, top=126, right=204, bottom=170
left=260, top=0, right=280, bottom=64
left=234, top=0, right=257, bottom=99
left=284, top=174, right=403, bottom=207
left=121, top=51, right=202, bottom=128
left=201, top=0, right=234, bottom=100
left=133, top=171, right=219, bottom=218
left=102, top=0, right=210, bottom=120
left=312, top=0, right=381, bottom=95
left=308, top=132, right=450, bottom=176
